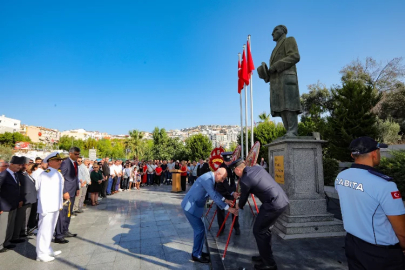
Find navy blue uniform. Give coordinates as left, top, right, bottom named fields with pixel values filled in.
left=238, top=166, right=289, bottom=266
left=336, top=163, right=405, bottom=270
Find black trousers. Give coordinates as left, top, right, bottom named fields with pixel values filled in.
left=217, top=205, right=239, bottom=229
left=121, top=178, right=129, bottom=190
left=345, top=233, right=405, bottom=270
left=112, top=176, right=118, bottom=192
left=253, top=203, right=286, bottom=266
left=27, top=202, right=38, bottom=230
left=181, top=176, right=186, bottom=191
left=154, top=174, right=160, bottom=185
left=101, top=180, right=108, bottom=197
left=55, top=196, right=76, bottom=239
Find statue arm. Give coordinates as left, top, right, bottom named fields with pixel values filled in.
left=272, top=37, right=300, bottom=73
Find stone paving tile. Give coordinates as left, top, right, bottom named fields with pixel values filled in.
left=1, top=185, right=210, bottom=270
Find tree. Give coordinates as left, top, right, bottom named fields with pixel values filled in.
left=258, top=112, right=271, bottom=123
left=185, top=134, right=212, bottom=161
left=0, top=132, right=31, bottom=147
left=152, top=127, right=174, bottom=160
left=378, top=83, right=405, bottom=134
left=376, top=118, right=401, bottom=144
left=340, top=57, right=405, bottom=93
left=326, top=80, right=381, bottom=161
left=0, top=145, right=13, bottom=161
left=97, top=139, right=113, bottom=158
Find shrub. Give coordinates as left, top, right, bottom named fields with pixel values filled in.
left=377, top=150, right=405, bottom=196
left=0, top=145, right=13, bottom=161
left=323, top=157, right=339, bottom=186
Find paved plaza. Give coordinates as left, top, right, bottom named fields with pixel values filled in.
left=0, top=185, right=209, bottom=270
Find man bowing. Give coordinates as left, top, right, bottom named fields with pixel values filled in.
left=181, top=168, right=238, bottom=264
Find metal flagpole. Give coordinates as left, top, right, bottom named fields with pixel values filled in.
left=248, top=35, right=254, bottom=148
left=244, top=45, right=249, bottom=154
left=239, top=53, right=244, bottom=159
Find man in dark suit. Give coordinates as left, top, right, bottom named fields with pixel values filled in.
left=101, top=157, right=110, bottom=197
left=197, top=159, right=210, bottom=177
left=231, top=159, right=289, bottom=270
left=12, top=157, right=37, bottom=242
left=216, top=152, right=240, bottom=235
left=55, top=147, right=80, bottom=244
left=0, top=156, right=24, bottom=252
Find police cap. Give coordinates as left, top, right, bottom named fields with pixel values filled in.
left=228, top=158, right=244, bottom=170
left=221, top=152, right=233, bottom=162
left=350, top=136, right=388, bottom=155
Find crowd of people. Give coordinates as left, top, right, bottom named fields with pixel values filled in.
left=0, top=146, right=216, bottom=262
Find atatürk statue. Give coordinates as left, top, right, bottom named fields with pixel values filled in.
left=257, top=25, right=301, bottom=136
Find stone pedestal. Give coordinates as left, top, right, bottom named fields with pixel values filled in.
left=265, top=138, right=345, bottom=239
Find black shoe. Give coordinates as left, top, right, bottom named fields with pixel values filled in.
left=54, top=238, right=69, bottom=244
left=191, top=255, right=210, bottom=264
left=201, top=252, right=210, bottom=259
left=5, top=244, right=16, bottom=249
left=254, top=262, right=277, bottom=270
left=76, top=209, right=84, bottom=213
left=235, top=227, right=241, bottom=235
left=10, top=239, right=25, bottom=244
left=65, top=232, right=77, bottom=238
left=72, top=212, right=78, bottom=216
left=252, top=255, right=263, bottom=262
left=0, top=248, right=8, bottom=253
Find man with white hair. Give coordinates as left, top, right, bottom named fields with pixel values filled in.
left=35, top=152, right=64, bottom=262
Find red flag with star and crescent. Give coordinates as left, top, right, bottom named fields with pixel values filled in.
left=247, top=39, right=255, bottom=80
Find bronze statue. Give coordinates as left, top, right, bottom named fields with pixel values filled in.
left=257, top=25, right=301, bottom=136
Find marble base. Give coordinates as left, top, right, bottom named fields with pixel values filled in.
left=265, top=138, right=345, bottom=239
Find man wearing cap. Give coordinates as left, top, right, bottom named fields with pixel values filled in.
left=181, top=168, right=238, bottom=264
left=0, top=156, right=24, bottom=253
left=335, top=137, right=405, bottom=270
left=230, top=158, right=289, bottom=270
left=11, top=157, right=37, bottom=242
left=216, top=152, right=240, bottom=235
left=55, top=147, right=80, bottom=244
left=35, top=152, right=64, bottom=262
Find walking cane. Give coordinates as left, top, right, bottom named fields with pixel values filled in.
left=222, top=215, right=237, bottom=260
left=208, top=209, right=217, bottom=231
left=205, top=201, right=214, bottom=217
left=251, top=194, right=259, bottom=214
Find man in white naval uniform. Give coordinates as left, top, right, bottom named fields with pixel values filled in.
left=35, top=152, right=64, bottom=262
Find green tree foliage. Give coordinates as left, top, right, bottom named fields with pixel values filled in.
left=96, top=139, right=113, bottom=158
left=152, top=127, right=171, bottom=160
left=326, top=81, right=381, bottom=161
left=0, top=145, right=13, bottom=161
left=376, top=118, right=401, bottom=144
left=125, top=130, right=145, bottom=159
left=378, top=151, right=405, bottom=196
left=378, top=83, right=405, bottom=134
left=185, top=134, right=212, bottom=161
left=0, top=132, right=31, bottom=147
left=323, top=157, right=339, bottom=186
left=258, top=112, right=271, bottom=123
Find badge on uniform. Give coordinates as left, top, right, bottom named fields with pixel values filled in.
left=45, top=169, right=51, bottom=173
left=391, top=191, right=402, bottom=199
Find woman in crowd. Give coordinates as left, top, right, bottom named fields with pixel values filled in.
left=27, top=163, right=39, bottom=175
left=122, top=164, right=131, bottom=191
left=89, top=163, right=103, bottom=206
left=128, top=163, right=135, bottom=190
left=135, top=169, right=141, bottom=190
left=142, top=162, right=147, bottom=187
left=179, top=160, right=188, bottom=192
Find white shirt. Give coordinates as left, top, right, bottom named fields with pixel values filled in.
left=147, top=164, right=154, bottom=173
left=79, top=164, right=91, bottom=185
left=167, top=162, right=175, bottom=170
left=31, top=167, right=44, bottom=181
left=110, top=165, right=116, bottom=176
left=36, top=167, right=64, bottom=214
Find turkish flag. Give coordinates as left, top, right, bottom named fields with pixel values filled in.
left=247, top=39, right=255, bottom=79
left=238, top=59, right=244, bottom=94
left=241, top=49, right=249, bottom=85
left=391, top=191, right=402, bottom=199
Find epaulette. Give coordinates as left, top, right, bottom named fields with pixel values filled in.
left=45, top=169, right=51, bottom=173
left=368, top=170, right=392, bottom=181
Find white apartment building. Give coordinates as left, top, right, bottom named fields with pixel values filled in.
left=20, top=125, right=61, bottom=143
left=0, top=115, right=21, bottom=134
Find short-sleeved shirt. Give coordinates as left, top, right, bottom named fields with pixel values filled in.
left=161, top=164, right=168, bottom=171
left=335, top=163, right=405, bottom=246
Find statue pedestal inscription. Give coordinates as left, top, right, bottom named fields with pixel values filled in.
left=266, top=138, right=345, bottom=239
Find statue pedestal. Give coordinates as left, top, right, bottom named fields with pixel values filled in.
left=265, top=138, right=345, bottom=239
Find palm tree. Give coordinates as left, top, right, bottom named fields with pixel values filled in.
left=258, top=112, right=271, bottom=123
left=126, top=129, right=144, bottom=159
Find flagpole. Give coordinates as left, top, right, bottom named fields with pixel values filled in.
left=248, top=35, right=254, bottom=148
left=238, top=53, right=244, bottom=159
left=244, top=45, right=249, bottom=155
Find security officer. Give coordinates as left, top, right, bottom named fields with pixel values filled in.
left=335, top=137, right=405, bottom=270
left=230, top=158, right=289, bottom=270
left=216, top=152, right=240, bottom=235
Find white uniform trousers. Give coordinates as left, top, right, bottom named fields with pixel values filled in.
left=36, top=211, right=59, bottom=258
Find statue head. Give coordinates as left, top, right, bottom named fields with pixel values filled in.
left=272, top=25, right=287, bottom=42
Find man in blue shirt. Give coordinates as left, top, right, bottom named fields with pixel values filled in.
left=181, top=168, right=238, bottom=264
left=336, top=137, right=405, bottom=270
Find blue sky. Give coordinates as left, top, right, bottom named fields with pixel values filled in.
left=1, top=0, right=404, bottom=135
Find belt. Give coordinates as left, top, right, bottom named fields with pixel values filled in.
left=348, top=233, right=402, bottom=250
